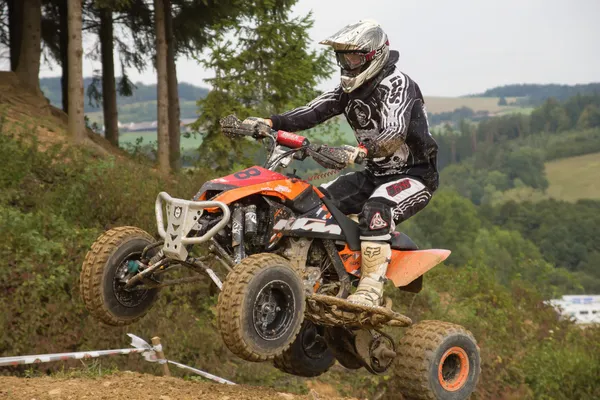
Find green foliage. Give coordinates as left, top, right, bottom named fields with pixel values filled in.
left=502, top=147, right=548, bottom=190
left=578, top=104, right=600, bottom=129
left=530, top=98, right=571, bottom=133
left=521, top=328, right=600, bottom=400
left=402, top=190, right=583, bottom=295
left=482, top=199, right=600, bottom=292
left=517, top=128, right=600, bottom=161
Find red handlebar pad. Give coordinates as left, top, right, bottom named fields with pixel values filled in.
left=276, top=131, right=309, bottom=149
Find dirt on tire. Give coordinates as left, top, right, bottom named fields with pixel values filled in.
left=80, top=226, right=158, bottom=326
left=394, top=320, right=481, bottom=400
left=0, top=372, right=356, bottom=400
left=217, top=253, right=306, bottom=363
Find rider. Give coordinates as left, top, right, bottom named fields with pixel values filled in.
left=239, top=20, right=438, bottom=307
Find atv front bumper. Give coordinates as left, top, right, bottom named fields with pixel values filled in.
left=155, top=192, right=230, bottom=261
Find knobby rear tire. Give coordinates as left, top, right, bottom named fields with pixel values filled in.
left=394, top=320, right=481, bottom=400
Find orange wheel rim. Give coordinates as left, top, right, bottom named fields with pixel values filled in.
left=438, top=346, right=470, bottom=391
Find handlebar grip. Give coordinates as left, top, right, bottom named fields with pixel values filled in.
left=276, top=131, right=309, bottom=148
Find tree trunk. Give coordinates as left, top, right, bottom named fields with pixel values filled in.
left=164, top=0, right=181, bottom=171
left=67, top=0, right=86, bottom=143
left=59, top=0, right=69, bottom=113
left=15, top=0, right=42, bottom=95
left=7, top=0, right=23, bottom=71
left=99, top=8, right=119, bottom=146
left=155, top=0, right=170, bottom=173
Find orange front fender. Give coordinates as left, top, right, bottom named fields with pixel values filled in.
left=386, top=249, right=451, bottom=287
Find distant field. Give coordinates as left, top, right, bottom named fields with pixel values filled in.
left=424, top=96, right=520, bottom=114
left=119, top=131, right=203, bottom=150
left=546, top=152, right=600, bottom=201
left=86, top=100, right=198, bottom=125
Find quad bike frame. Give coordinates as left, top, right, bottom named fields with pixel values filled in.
left=80, top=119, right=480, bottom=399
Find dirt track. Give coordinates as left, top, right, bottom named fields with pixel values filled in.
left=0, top=372, right=356, bottom=400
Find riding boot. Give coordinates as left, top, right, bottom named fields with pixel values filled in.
left=346, top=241, right=391, bottom=307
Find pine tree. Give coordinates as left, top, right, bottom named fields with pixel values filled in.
left=194, top=3, right=333, bottom=172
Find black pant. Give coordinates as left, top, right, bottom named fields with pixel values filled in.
left=319, top=170, right=433, bottom=240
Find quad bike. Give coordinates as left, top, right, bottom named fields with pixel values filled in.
left=80, top=116, right=480, bottom=399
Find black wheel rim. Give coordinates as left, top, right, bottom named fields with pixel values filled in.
left=301, top=322, right=328, bottom=359
left=112, top=251, right=151, bottom=308
left=252, top=280, right=295, bottom=341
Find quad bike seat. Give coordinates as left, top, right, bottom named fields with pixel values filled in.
left=321, top=197, right=418, bottom=252
left=390, top=232, right=419, bottom=251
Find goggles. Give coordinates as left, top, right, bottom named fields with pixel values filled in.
left=335, top=51, right=369, bottom=71
left=335, top=41, right=389, bottom=71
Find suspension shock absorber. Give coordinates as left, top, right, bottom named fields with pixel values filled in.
left=244, top=205, right=257, bottom=236
left=231, top=204, right=245, bottom=264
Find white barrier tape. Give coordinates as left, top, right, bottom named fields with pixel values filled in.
left=167, top=360, right=236, bottom=385
left=0, top=333, right=236, bottom=386
left=0, top=348, right=147, bottom=367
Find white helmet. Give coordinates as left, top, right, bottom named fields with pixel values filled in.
left=320, top=20, right=390, bottom=93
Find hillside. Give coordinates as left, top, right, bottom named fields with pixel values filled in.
left=546, top=152, right=600, bottom=201
left=0, top=72, right=123, bottom=157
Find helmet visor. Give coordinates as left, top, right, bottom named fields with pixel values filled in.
left=335, top=51, right=368, bottom=71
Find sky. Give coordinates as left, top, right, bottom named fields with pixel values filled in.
left=34, top=0, right=600, bottom=97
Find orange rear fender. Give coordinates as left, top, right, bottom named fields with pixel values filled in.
left=386, top=249, right=451, bottom=287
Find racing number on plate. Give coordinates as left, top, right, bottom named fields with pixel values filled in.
left=233, top=167, right=261, bottom=180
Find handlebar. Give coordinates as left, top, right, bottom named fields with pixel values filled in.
left=275, top=130, right=310, bottom=149
left=219, top=114, right=310, bottom=149
left=220, top=115, right=365, bottom=170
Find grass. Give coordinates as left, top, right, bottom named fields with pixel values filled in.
left=546, top=152, right=600, bottom=201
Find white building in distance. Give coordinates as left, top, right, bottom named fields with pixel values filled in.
left=546, top=295, right=600, bottom=325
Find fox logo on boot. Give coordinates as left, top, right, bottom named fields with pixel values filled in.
left=364, top=246, right=382, bottom=258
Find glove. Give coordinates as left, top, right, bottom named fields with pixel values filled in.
left=308, top=144, right=367, bottom=170
left=239, top=117, right=272, bottom=137
left=220, top=115, right=242, bottom=138
left=220, top=115, right=271, bottom=138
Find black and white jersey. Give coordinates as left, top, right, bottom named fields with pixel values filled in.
left=269, top=51, right=439, bottom=191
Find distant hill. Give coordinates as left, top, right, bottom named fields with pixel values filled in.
left=470, top=83, right=600, bottom=105
left=39, top=77, right=209, bottom=113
